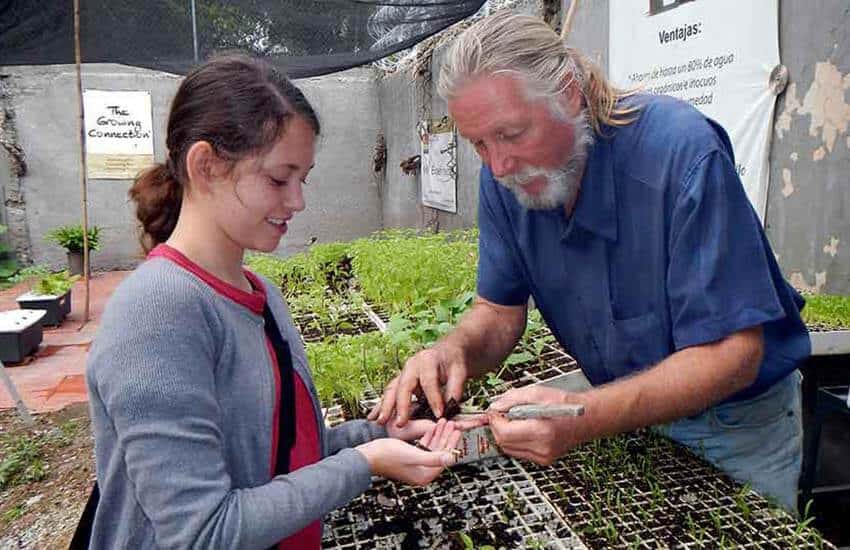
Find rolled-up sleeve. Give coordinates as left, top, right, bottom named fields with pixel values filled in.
left=667, top=150, right=786, bottom=350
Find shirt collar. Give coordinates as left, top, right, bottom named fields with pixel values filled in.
left=569, top=135, right=618, bottom=242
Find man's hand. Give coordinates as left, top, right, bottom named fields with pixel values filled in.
left=368, top=345, right=468, bottom=427
left=487, top=386, right=590, bottom=466
left=356, top=419, right=462, bottom=486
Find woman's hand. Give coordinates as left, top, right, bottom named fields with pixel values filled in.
left=385, top=418, right=440, bottom=442
left=357, top=419, right=461, bottom=486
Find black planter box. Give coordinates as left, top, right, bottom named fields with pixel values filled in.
left=0, top=309, right=46, bottom=363
left=16, top=290, right=71, bottom=326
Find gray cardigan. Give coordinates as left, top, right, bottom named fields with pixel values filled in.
left=86, top=258, right=386, bottom=549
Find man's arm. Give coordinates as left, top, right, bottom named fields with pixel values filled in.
left=440, top=296, right=527, bottom=379
left=373, top=295, right=527, bottom=424
left=489, top=326, right=763, bottom=464
left=584, top=325, right=762, bottom=435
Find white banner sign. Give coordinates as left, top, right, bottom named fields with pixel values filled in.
left=83, top=90, right=154, bottom=179
left=609, top=0, right=779, bottom=220
left=419, top=118, right=458, bottom=213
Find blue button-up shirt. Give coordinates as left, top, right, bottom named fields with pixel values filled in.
left=477, top=94, right=809, bottom=401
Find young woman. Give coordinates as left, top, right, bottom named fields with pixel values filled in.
left=85, top=54, right=460, bottom=549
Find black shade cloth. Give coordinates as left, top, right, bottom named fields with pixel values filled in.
left=0, top=0, right=485, bottom=77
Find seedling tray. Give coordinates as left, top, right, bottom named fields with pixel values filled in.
left=322, top=457, right=586, bottom=549
left=527, top=431, right=833, bottom=549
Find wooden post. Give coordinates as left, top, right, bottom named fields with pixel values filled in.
left=73, top=0, right=91, bottom=323
left=560, top=0, right=579, bottom=39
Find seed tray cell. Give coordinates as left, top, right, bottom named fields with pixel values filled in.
left=323, top=457, right=587, bottom=549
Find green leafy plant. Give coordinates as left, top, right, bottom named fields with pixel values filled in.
left=0, top=438, right=46, bottom=490
left=350, top=229, right=478, bottom=314
left=794, top=499, right=817, bottom=538
left=734, top=483, right=752, bottom=522
left=32, top=270, right=79, bottom=296
left=306, top=332, right=417, bottom=413
left=45, top=224, right=101, bottom=253
left=801, top=293, right=850, bottom=330
left=2, top=505, right=24, bottom=522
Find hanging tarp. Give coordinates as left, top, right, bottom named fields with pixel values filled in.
left=0, top=0, right=485, bottom=77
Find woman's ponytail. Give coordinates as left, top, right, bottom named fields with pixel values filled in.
left=128, top=163, right=182, bottom=254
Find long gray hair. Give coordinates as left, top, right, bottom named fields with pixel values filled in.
left=438, top=12, right=639, bottom=134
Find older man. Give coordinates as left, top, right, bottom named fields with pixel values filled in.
left=371, top=12, right=809, bottom=511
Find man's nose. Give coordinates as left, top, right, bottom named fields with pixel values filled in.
left=488, top=146, right=517, bottom=179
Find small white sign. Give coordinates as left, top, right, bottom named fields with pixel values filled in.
left=419, top=118, right=457, bottom=213
left=83, top=90, right=154, bottom=179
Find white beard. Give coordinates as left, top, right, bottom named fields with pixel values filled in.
left=497, top=110, right=593, bottom=211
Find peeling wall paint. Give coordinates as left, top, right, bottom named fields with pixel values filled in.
left=799, top=62, right=850, bottom=153
left=789, top=271, right=828, bottom=294
left=823, top=236, right=840, bottom=258
left=781, top=168, right=795, bottom=197
left=775, top=82, right=801, bottom=139
left=766, top=1, right=850, bottom=296
left=776, top=61, right=850, bottom=160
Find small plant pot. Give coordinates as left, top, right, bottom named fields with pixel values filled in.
left=0, top=309, right=46, bottom=363
left=16, top=290, right=72, bottom=326
left=67, top=251, right=91, bottom=277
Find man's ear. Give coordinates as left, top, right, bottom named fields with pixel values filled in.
left=185, top=141, right=222, bottom=194
left=559, top=78, right=583, bottom=117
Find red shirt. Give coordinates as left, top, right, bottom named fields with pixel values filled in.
left=149, top=245, right=322, bottom=549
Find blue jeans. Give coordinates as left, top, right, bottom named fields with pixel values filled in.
left=655, top=371, right=803, bottom=513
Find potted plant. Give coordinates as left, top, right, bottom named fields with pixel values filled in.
left=45, top=224, right=101, bottom=276
left=16, top=271, right=79, bottom=326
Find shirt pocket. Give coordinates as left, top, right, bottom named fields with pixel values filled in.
left=604, top=311, right=667, bottom=379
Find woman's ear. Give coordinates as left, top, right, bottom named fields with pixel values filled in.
left=185, top=141, right=220, bottom=194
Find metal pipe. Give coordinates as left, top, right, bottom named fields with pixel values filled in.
left=191, top=0, right=199, bottom=62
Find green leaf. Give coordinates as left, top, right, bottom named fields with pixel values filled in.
left=504, top=351, right=533, bottom=366
left=45, top=224, right=102, bottom=252
left=434, top=304, right=450, bottom=323
left=486, top=373, right=503, bottom=386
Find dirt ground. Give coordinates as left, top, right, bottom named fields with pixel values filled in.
left=0, top=403, right=93, bottom=549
